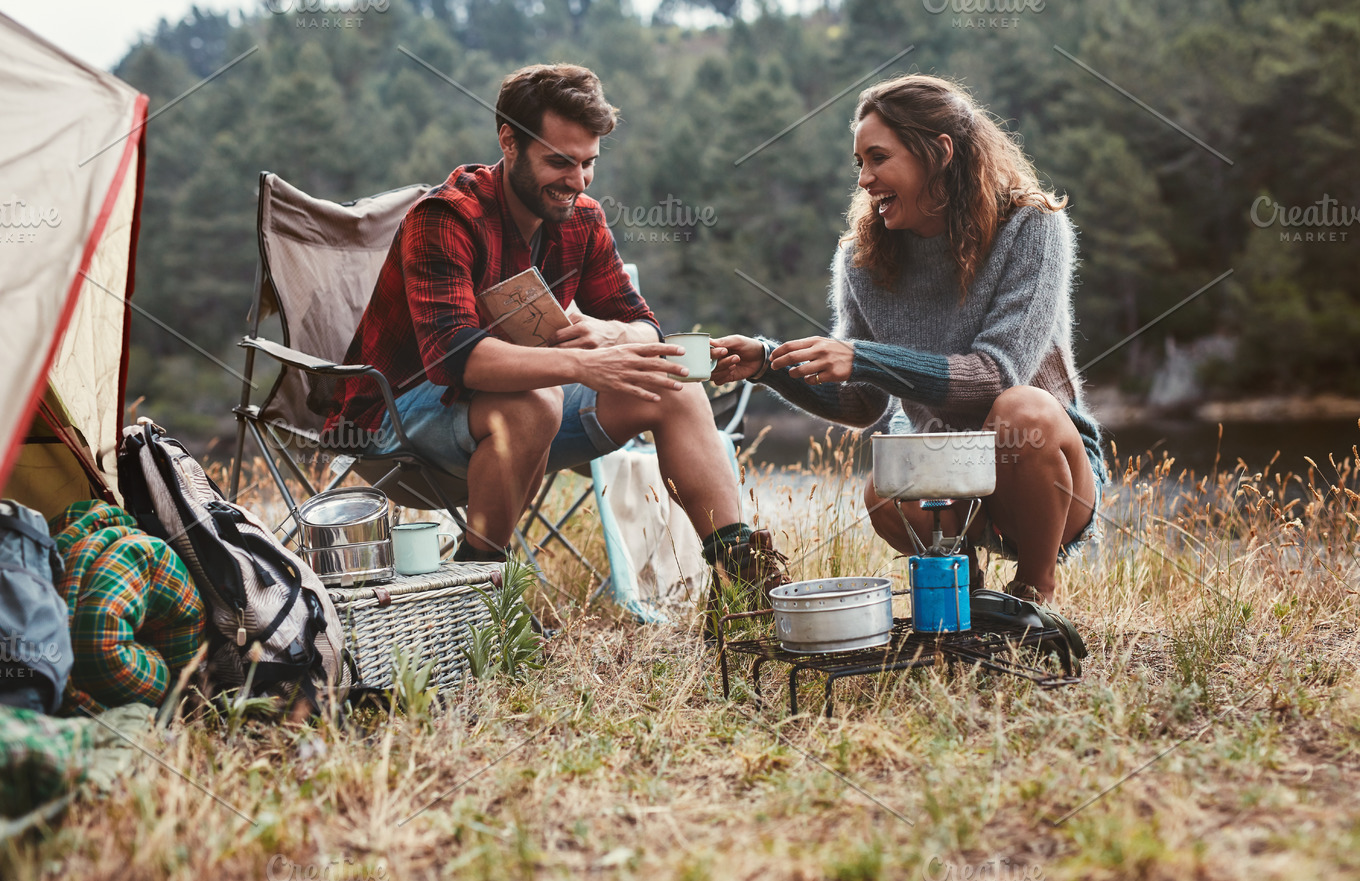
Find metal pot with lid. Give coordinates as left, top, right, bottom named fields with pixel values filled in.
left=296, top=487, right=393, bottom=586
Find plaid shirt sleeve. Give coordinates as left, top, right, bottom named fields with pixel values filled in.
left=400, top=200, right=491, bottom=390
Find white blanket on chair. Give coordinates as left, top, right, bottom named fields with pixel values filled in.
left=591, top=444, right=709, bottom=618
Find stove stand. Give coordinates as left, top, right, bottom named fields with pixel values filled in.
left=717, top=610, right=1081, bottom=717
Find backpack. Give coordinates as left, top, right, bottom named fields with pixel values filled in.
left=0, top=501, right=72, bottom=714
left=117, top=421, right=350, bottom=711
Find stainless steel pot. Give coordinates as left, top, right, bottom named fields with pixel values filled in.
left=871, top=431, right=997, bottom=501
left=769, top=577, right=893, bottom=654
left=297, top=487, right=393, bottom=586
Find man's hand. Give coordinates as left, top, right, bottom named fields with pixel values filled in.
left=581, top=342, right=687, bottom=402
left=553, top=313, right=629, bottom=349
left=710, top=334, right=767, bottom=384
left=770, top=336, right=855, bottom=385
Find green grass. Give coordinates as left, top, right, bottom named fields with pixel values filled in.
left=4, top=432, right=1358, bottom=880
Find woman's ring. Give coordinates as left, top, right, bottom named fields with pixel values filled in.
left=811, top=372, right=819, bottom=384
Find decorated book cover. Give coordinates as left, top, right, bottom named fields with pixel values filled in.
left=475, top=267, right=570, bottom=347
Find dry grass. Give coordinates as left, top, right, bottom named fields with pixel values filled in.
left=4, top=433, right=1359, bottom=881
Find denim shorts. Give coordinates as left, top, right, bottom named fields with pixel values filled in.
left=885, top=407, right=1107, bottom=561
left=376, top=382, right=623, bottom=479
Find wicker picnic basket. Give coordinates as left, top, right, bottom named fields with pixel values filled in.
left=326, top=561, right=501, bottom=691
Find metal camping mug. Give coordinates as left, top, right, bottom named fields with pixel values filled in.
left=391, top=522, right=454, bottom=576
left=664, top=332, right=718, bottom=383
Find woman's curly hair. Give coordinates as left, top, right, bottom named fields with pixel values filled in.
left=843, top=74, right=1066, bottom=297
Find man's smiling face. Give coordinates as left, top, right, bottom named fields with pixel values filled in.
left=502, top=110, right=600, bottom=231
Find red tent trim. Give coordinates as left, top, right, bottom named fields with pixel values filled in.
left=0, top=93, right=148, bottom=493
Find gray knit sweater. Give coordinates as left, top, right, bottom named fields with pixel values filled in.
left=758, top=206, right=1104, bottom=468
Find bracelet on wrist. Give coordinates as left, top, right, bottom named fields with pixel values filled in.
left=749, top=340, right=773, bottom=382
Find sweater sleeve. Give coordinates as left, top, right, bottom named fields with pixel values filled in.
left=755, top=246, right=893, bottom=428
left=849, top=208, right=1074, bottom=419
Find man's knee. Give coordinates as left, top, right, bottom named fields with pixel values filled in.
left=599, top=382, right=709, bottom=437
left=472, top=387, right=564, bottom=447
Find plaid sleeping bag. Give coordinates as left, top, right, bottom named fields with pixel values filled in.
left=49, top=501, right=203, bottom=714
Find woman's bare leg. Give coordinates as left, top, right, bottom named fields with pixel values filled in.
left=983, top=386, right=1097, bottom=600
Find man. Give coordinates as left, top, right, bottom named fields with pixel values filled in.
left=326, top=64, right=786, bottom=614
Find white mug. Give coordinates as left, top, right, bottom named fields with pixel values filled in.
left=392, top=522, right=454, bottom=576
left=664, top=332, right=717, bottom=383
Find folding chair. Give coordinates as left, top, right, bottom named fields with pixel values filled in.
left=229, top=171, right=474, bottom=545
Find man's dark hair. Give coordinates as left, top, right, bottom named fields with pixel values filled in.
left=495, top=64, right=619, bottom=148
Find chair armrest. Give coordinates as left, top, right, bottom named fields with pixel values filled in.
left=239, top=336, right=418, bottom=450
left=239, top=336, right=371, bottom=376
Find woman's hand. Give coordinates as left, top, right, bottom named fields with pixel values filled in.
left=769, top=337, right=856, bottom=386
left=710, top=334, right=767, bottom=384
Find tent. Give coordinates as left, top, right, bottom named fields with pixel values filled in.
left=0, top=13, right=147, bottom=517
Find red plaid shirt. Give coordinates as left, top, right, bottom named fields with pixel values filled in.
left=327, top=162, right=659, bottom=434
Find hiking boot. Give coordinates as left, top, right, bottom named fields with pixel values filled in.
left=716, top=528, right=790, bottom=601
left=1003, top=579, right=1046, bottom=604
left=702, top=528, right=791, bottom=642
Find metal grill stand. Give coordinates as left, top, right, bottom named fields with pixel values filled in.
left=716, top=610, right=1080, bottom=717
left=719, top=493, right=1079, bottom=718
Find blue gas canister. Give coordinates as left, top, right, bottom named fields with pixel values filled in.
left=909, top=555, right=971, bottom=632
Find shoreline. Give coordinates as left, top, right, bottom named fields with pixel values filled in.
left=740, top=389, right=1360, bottom=472
left=1083, top=387, right=1360, bottom=430
left=745, top=389, right=1360, bottom=440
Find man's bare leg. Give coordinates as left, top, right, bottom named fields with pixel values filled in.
left=594, top=383, right=740, bottom=539
left=462, top=387, right=564, bottom=551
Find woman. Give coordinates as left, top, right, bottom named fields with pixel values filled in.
left=712, top=74, right=1107, bottom=602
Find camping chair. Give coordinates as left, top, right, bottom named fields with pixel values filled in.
left=229, top=172, right=476, bottom=544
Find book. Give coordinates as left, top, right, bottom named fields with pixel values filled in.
left=475, top=267, right=571, bottom=347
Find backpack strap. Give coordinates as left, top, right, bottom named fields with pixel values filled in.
left=205, top=504, right=302, bottom=646
left=0, top=513, right=55, bottom=550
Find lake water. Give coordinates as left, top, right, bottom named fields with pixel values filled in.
left=743, top=412, right=1360, bottom=480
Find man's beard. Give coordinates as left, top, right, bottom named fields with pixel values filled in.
left=507, top=154, right=575, bottom=224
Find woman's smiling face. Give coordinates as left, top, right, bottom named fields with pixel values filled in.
left=853, top=111, right=948, bottom=237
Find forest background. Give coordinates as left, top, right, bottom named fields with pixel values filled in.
left=112, top=0, right=1360, bottom=444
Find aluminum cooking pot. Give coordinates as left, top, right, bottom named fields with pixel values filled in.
left=297, top=487, right=393, bottom=586
left=871, top=431, right=997, bottom=501
left=769, top=577, right=893, bottom=654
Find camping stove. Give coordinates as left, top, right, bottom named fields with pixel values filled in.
left=896, top=497, right=982, bottom=633
left=713, top=430, right=1081, bottom=719
left=870, top=430, right=998, bottom=634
